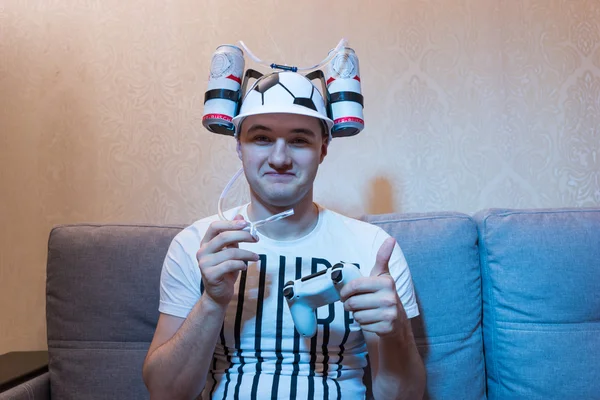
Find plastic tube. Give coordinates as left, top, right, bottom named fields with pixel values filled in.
left=238, top=38, right=348, bottom=72
left=217, top=167, right=295, bottom=237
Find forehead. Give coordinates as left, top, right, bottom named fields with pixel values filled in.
left=240, top=113, right=323, bottom=135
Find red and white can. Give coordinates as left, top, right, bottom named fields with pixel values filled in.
left=202, top=45, right=245, bottom=135
left=324, top=47, right=364, bottom=137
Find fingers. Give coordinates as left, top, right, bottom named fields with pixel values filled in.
left=201, top=259, right=249, bottom=282
left=196, top=214, right=260, bottom=279
left=340, top=273, right=403, bottom=337
left=350, top=300, right=404, bottom=337
left=352, top=307, right=398, bottom=326
left=197, top=220, right=260, bottom=276
left=202, top=247, right=260, bottom=269
left=195, top=214, right=259, bottom=306
left=339, top=276, right=395, bottom=301
left=342, top=292, right=397, bottom=312
left=355, top=321, right=397, bottom=336
left=199, top=228, right=257, bottom=256
left=200, top=217, right=251, bottom=247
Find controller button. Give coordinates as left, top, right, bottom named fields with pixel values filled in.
left=331, top=270, right=342, bottom=283
left=283, top=286, right=294, bottom=299
left=300, top=268, right=328, bottom=282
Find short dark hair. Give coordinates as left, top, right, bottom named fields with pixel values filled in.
left=237, top=116, right=329, bottom=143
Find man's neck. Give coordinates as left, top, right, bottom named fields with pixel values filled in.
left=247, top=194, right=319, bottom=241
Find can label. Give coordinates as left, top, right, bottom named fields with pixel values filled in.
left=208, top=45, right=245, bottom=86
left=202, top=113, right=233, bottom=122
left=203, top=45, right=245, bottom=134
left=324, top=47, right=364, bottom=136
left=325, top=48, right=361, bottom=88
left=334, top=116, right=364, bottom=125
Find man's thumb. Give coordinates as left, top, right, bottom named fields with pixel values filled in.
left=371, top=237, right=396, bottom=277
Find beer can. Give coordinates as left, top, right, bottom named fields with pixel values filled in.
left=324, top=47, right=364, bottom=137
left=202, top=45, right=245, bottom=135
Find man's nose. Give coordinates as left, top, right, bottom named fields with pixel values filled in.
left=268, top=139, right=292, bottom=168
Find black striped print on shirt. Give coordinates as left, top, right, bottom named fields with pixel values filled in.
left=270, top=255, right=287, bottom=397
left=336, top=262, right=360, bottom=384
left=314, top=258, right=335, bottom=400
left=308, top=257, right=335, bottom=399
left=250, top=254, right=268, bottom=399
left=290, top=256, right=303, bottom=400
left=232, top=269, right=249, bottom=400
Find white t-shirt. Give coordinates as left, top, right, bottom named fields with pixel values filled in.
left=159, top=203, right=419, bottom=400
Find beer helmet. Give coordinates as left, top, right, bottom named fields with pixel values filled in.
left=202, top=39, right=364, bottom=141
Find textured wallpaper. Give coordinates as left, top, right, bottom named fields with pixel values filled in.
left=0, top=0, right=598, bottom=352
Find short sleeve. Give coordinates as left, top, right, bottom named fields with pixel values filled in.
left=372, top=229, right=420, bottom=319
left=158, top=230, right=203, bottom=318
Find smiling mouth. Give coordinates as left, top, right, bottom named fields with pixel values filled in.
left=265, top=171, right=295, bottom=176
left=264, top=172, right=295, bottom=180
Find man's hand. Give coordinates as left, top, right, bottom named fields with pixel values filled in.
left=196, top=214, right=259, bottom=307
left=339, top=237, right=408, bottom=337
left=341, top=237, right=426, bottom=399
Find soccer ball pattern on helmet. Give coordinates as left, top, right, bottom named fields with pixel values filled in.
left=251, top=73, right=320, bottom=112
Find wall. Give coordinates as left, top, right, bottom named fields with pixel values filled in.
left=1, top=0, right=599, bottom=353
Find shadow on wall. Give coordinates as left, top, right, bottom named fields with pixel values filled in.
left=366, top=176, right=399, bottom=215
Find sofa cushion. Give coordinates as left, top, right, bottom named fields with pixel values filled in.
left=46, top=224, right=184, bottom=400
left=475, top=208, right=600, bottom=400
left=364, top=212, right=485, bottom=400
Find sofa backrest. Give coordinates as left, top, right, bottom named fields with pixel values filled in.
left=475, top=208, right=600, bottom=400
left=365, top=212, right=486, bottom=400
left=46, top=212, right=486, bottom=400
left=46, top=224, right=184, bottom=400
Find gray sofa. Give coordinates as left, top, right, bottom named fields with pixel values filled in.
left=1, top=207, right=599, bottom=399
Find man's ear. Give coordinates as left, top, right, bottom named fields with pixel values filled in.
left=236, top=138, right=242, bottom=160
left=319, top=138, right=328, bottom=164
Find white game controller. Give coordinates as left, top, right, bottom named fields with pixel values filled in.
left=283, top=263, right=363, bottom=338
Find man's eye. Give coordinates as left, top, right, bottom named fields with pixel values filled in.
left=291, top=138, right=310, bottom=145
left=253, top=135, right=271, bottom=143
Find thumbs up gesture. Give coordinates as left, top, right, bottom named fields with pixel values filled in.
left=338, top=237, right=408, bottom=337
left=370, top=236, right=395, bottom=277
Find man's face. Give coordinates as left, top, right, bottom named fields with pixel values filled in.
left=237, top=112, right=328, bottom=209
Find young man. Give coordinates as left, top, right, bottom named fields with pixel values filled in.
left=142, top=71, right=425, bottom=399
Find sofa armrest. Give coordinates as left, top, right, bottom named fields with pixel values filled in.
left=0, top=372, right=50, bottom=400
left=0, top=351, right=49, bottom=398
